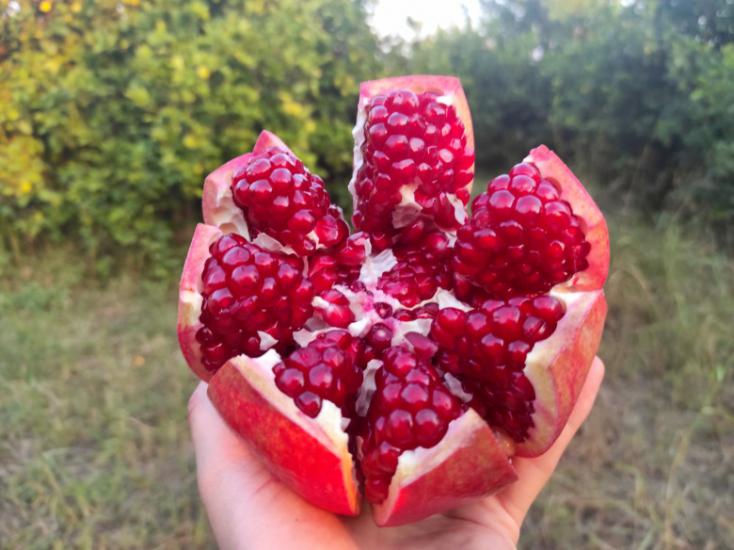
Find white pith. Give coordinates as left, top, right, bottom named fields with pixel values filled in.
left=355, top=359, right=382, bottom=417
left=251, top=232, right=297, bottom=256
left=204, top=177, right=251, bottom=239
left=392, top=184, right=420, bottom=228
left=444, top=373, right=473, bottom=403
left=358, top=248, right=397, bottom=287
left=257, top=330, right=278, bottom=350
left=180, top=290, right=203, bottom=327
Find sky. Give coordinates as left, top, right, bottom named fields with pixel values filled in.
left=369, top=0, right=482, bottom=40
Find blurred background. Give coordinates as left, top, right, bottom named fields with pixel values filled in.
left=1, top=0, right=732, bottom=547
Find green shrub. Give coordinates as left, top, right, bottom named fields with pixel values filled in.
left=0, top=0, right=378, bottom=273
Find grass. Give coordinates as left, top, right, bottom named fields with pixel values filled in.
left=1, top=217, right=732, bottom=548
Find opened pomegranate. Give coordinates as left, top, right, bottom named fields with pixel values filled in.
left=178, top=75, right=608, bottom=526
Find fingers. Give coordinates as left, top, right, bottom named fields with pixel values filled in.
left=496, top=356, right=605, bottom=526
left=188, top=382, right=274, bottom=549
left=188, top=382, right=356, bottom=550
left=188, top=382, right=254, bottom=474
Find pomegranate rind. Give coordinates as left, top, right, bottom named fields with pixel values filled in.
left=177, top=223, right=224, bottom=382
left=527, top=145, right=610, bottom=292
left=202, top=130, right=292, bottom=237
left=516, top=289, right=607, bottom=457
left=358, top=75, right=474, bottom=149
left=372, top=409, right=518, bottom=526
left=208, top=352, right=360, bottom=516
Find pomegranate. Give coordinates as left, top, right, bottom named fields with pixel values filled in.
left=177, top=75, right=609, bottom=526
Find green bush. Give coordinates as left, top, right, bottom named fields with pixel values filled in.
left=388, top=0, right=734, bottom=238
left=0, top=0, right=378, bottom=273
left=2, top=0, right=733, bottom=272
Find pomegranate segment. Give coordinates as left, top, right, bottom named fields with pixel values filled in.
left=202, top=131, right=288, bottom=237
left=231, top=146, right=348, bottom=255
left=455, top=161, right=591, bottom=299
left=516, top=288, right=607, bottom=457
left=203, top=130, right=349, bottom=255
left=358, top=345, right=462, bottom=504
left=527, top=145, right=609, bottom=291
left=351, top=75, right=475, bottom=240
left=196, top=233, right=314, bottom=373
left=274, top=329, right=364, bottom=418
left=372, top=409, right=517, bottom=527
left=178, top=75, right=609, bottom=526
left=178, top=223, right=224, bottom=382
left=431, top=294, right=567, bottom=442
left=208, top=352, right=360, bottom=515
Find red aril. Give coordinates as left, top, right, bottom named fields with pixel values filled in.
left=178, top=75, right=608, bottom=526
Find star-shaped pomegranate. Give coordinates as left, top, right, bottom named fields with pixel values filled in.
left=177, top=75, right=609, bottom=526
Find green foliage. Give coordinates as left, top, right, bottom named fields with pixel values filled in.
left=388, top=0, right=734, bottom=236
left=0, top=0, right=378, bottom=272
left=2, top=0, right=733, bottom=269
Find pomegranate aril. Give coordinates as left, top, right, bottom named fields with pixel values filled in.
left=275, top=368, right=305, bottom=397
left=374, top=302, right=393, bottom=318
left=385, top=410, right=414, bottom=446
left=315, top=289, right=355, bottom=328
left=295, top=392, right=322, bottom=417
left=415, top=409, right=445, bottom=447
left=367, top=323, right=393, bottom=351
left=404, top=332, right=438, bottom=359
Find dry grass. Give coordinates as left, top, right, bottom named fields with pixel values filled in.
left=0, top=218, right=731, bottom=548
left=524, top=217, right=734, bottom=549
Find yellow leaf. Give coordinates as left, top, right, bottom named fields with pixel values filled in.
left=39, top=1, right=53, bottom=13
left=171, top=55, right=185, bottom=71
left=196, top=66, right=210, bottom=80
left=18, top=120, right=32, bottom=134
left=183, top=134, right=198, bottom=149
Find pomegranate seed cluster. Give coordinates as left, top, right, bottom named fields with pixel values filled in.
left=231, top=147, right=348, bottom=255
left=359, top=345, right=461, bottom=503
left=196, top=234, right=313, bottom=372
left=454, top=162, right=590, bottom=299
left=431, top=295, right=566, bottom=441
left=273, top=330, right=364, bottom=418
left=353, top=90, right=474, bottom=236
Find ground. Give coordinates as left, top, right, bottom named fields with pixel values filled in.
left=0, top=216, right=731, bottom=549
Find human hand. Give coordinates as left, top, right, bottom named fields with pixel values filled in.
left=188, top=356, right=604, bottom=549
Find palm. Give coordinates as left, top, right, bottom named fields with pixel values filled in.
left=188, top=358, right=604, bottom=550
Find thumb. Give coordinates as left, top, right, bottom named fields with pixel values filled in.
left=496, top=356, right=605, bottom=525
